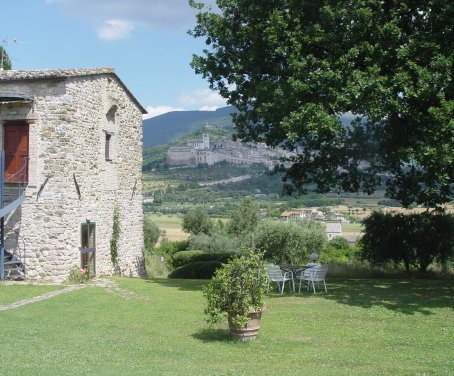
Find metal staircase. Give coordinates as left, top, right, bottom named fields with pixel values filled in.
left=0, top=151, right=28, bottom=279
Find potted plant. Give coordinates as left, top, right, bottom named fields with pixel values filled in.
left=203, top=248, right=267, bottom=341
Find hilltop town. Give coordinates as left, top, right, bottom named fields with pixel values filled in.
left=166, top=132, right=293, bottom=169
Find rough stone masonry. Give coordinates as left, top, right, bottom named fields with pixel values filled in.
left=0, top=68, right=146, bottom=282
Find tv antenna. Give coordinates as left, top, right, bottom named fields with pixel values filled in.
left=1, top=37, right=19, bottom=71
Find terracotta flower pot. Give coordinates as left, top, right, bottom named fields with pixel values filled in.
left=228, top=307, right=265, bottom=341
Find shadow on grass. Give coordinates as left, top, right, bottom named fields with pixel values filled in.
left=319, top=278, right=454, bottom=315
left=146, top=277, right=454, bottom=316
left=192, top=328, right=235, bottom=343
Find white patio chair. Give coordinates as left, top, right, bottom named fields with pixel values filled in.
left=295, top=264, right=328, bottom=294
left=266, top=266, right=294, bottom=294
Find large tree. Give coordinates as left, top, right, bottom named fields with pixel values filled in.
left=190, top=0, right=454, bottom=208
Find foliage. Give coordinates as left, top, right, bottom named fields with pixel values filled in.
left=203, top=248, right=267, bottom=327
left=168, top=261, right=223, bottom=279
left=155, top=239, right=190, bottom=257
left=142, top=144, right=168, bottom=171
left=361, top=211, right=454, bottom=272
left=328, top=236, right=350, bottom=250
left=188, top=233, right=241, bottom=254
left=144, top=251, right=169, bottom=278
left=68, top=265, right=91, bottom=284
left=171, top=250, right=236, bottom=269
left=144, top=216, right=161, bottom=251
left=190, top=0, right=454, bottom=208
left=254, top=219, right=327, bottom=265
left=320, top=237, right=358, bottom=264
left=227, top=197, right=259, bottom=237
left=0, top=46, right=12, bottom=70
left=182, top=206, right=214, bottom=235
left=110, top=207, right=121, bottom=274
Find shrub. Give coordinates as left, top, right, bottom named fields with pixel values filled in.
left=156, top=240, right=190, bottom=256
left=255, top=219, right=327, bottom=265
left=203, top=249, right=266, bottom=327
left=320, top=244, right=357, bottom=264
left=168, top=261, right=223, bottom=279
left=68, top=265, right=91, bottom=284
left=171, top=250, right=236, bottom=269
left=188, top=233, right=241, bottom=253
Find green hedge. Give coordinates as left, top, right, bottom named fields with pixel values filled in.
left=170, top=250, right=236, bottom=269
left=168, top=261, right=223, bottom=279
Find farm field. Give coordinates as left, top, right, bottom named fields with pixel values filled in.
left=0, top=277, right=452, bottom=375
left=146, top=213, right=189, bottom=242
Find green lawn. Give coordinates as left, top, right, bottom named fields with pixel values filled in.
left=0, top=278, right=453, bottom=375
left=0, top=284, right=64, bottom=305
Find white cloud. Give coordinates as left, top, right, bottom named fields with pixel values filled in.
left=47, top=0, right=218, bottom=33
left=179, top=88, right=226, bottom=109
left=143, top=105, right=184, bottom=120
left=97, top=19, right=134, bottom=41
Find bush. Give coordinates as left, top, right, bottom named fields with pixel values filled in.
left=320, top=244, right=358, bottom=264
left=255, top=219, right=327, bottom=265
left=188, top=233, right=241, bottom=253
left=156, top=240, right=190, bottom=256
left=171, top=250, right=236, bottom=269
left=168, top=261, right=223, bottom=279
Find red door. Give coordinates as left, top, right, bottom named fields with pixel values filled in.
left=4, top=122, right=29, bottom=182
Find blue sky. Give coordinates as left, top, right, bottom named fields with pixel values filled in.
left=0, top=0, right=224, bottom=118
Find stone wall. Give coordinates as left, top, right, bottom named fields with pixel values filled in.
left=0, top=73, right=144, bottom=281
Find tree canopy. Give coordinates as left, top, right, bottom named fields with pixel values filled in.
left=227, top=197, right=259, bottom=238
left=190, top=0, right=454, bottom=208
left=182, top=206, right=214, bottom=235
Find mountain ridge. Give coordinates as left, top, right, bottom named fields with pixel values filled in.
left=142, top=106, right=237, bottom=147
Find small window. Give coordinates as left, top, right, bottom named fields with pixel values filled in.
left=105, top=133, right=112, bottom=160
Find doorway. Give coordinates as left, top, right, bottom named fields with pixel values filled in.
left=3, top=121, right=29, bottom=182
left=80, top=221, right=96, bottom=275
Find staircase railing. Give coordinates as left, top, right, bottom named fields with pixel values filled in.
left=0, top=151, right=28, bottom=279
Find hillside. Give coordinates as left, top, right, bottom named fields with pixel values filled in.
left=142, top=106, right=238, bottom=147
left=143, top=126, right=234, bottom=171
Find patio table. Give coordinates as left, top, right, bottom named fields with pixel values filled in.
left=279, top=265, right=315, bottom=292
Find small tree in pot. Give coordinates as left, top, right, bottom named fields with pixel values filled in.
left=203, top=248, right=267, bottom=341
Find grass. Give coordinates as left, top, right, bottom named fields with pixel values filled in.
left=0, top=283, right=64, bottom=305
left=146, top=213, right=184, bottom=229
left=146, top=213, right=189, bottom=242
left=1, top=277, right=453, bottom=375
left=341, top=222, right=363, bottom=234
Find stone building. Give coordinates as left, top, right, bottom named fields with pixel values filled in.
left=0, top=68, right=146, bottom=281
left=166, top=133, right=289, bottom=169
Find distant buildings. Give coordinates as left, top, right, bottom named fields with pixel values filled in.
left=280, top=208, right=347, bottom=240
left=166, top=133, right=292, bottom=169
